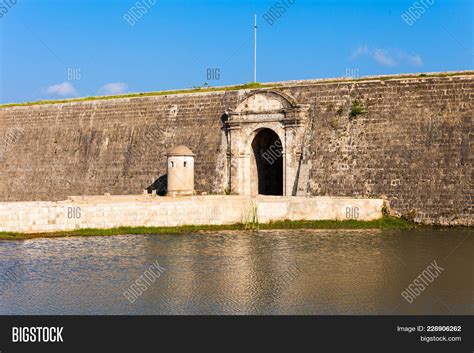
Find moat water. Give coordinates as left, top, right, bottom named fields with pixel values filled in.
left=0, top=229, right=472, bottom=315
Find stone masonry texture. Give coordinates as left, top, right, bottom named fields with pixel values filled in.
left=0, top=73, right=472, bottom=225
left=0, top=196, right=384, bottom=233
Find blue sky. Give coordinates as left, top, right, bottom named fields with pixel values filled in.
left=0, top=0, right=472, bottom=104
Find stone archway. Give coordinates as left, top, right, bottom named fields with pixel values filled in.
left=225, top=90, right=310, bottom=196
left=251, top=128, right=283, bottom=195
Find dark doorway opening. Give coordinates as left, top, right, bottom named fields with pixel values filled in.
left=251, top=129, right=283, bottom=195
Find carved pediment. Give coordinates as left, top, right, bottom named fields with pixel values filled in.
left=227, top=90, right=309, bottom=127
left=235, top=91, right=294, bottom=113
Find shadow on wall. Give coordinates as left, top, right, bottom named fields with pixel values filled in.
left=147, top=175, right=167, bottom=196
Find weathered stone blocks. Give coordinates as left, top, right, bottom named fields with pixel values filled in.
left=0, top=73, right=472, bottom=225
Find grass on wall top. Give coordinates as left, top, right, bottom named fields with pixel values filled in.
left=0, top=71, right=472, bottom=109
left=0, top=82, right=270, bottom=109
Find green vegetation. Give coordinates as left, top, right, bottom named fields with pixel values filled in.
left=350, top=99, right=366, bottom=118
left=243, top=201, right=259, bottom=231
left=0, top=82, right=271, bottom=109
left=296, top=71, right=473, bottom=86
left=261, top=217, right=412, bottom=230
left=0, top=217, right=414, bottom=241
left=376, top=72, right=470, bottom=80
left=1, top=71, right=472, bottom=109
left=0, top=232, right=20, bottom=239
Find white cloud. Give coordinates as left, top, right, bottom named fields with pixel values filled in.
left=350, top=45, right=369, bottom=59
left=373, top=49, right=398, bottom=67
left=401, top=53, right=423, bottom=67
left=99, top=82, right=128, bottom=95
left=45, top=82, right=78, bottom=97
left=351, top=46, right=423, bottom=68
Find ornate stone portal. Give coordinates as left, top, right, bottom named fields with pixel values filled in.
left=225, top=90, right=310, bottom=196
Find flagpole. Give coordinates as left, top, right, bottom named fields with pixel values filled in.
left=254, top=14, right=257, bottom=83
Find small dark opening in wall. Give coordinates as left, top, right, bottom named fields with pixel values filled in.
left=184, top=161, right=187, bottom=167
left=170, top=161, right=174, bottom=168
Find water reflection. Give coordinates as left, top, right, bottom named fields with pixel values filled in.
left=0, top=229, right=472, bottom=315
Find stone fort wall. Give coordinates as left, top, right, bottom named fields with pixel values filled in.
left=0, top=73, right=472, bottom=225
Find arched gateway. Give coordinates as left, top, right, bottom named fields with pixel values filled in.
left=224, top=90, right=310, bottom=196
left=251, top=128, right=283, bottom=195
